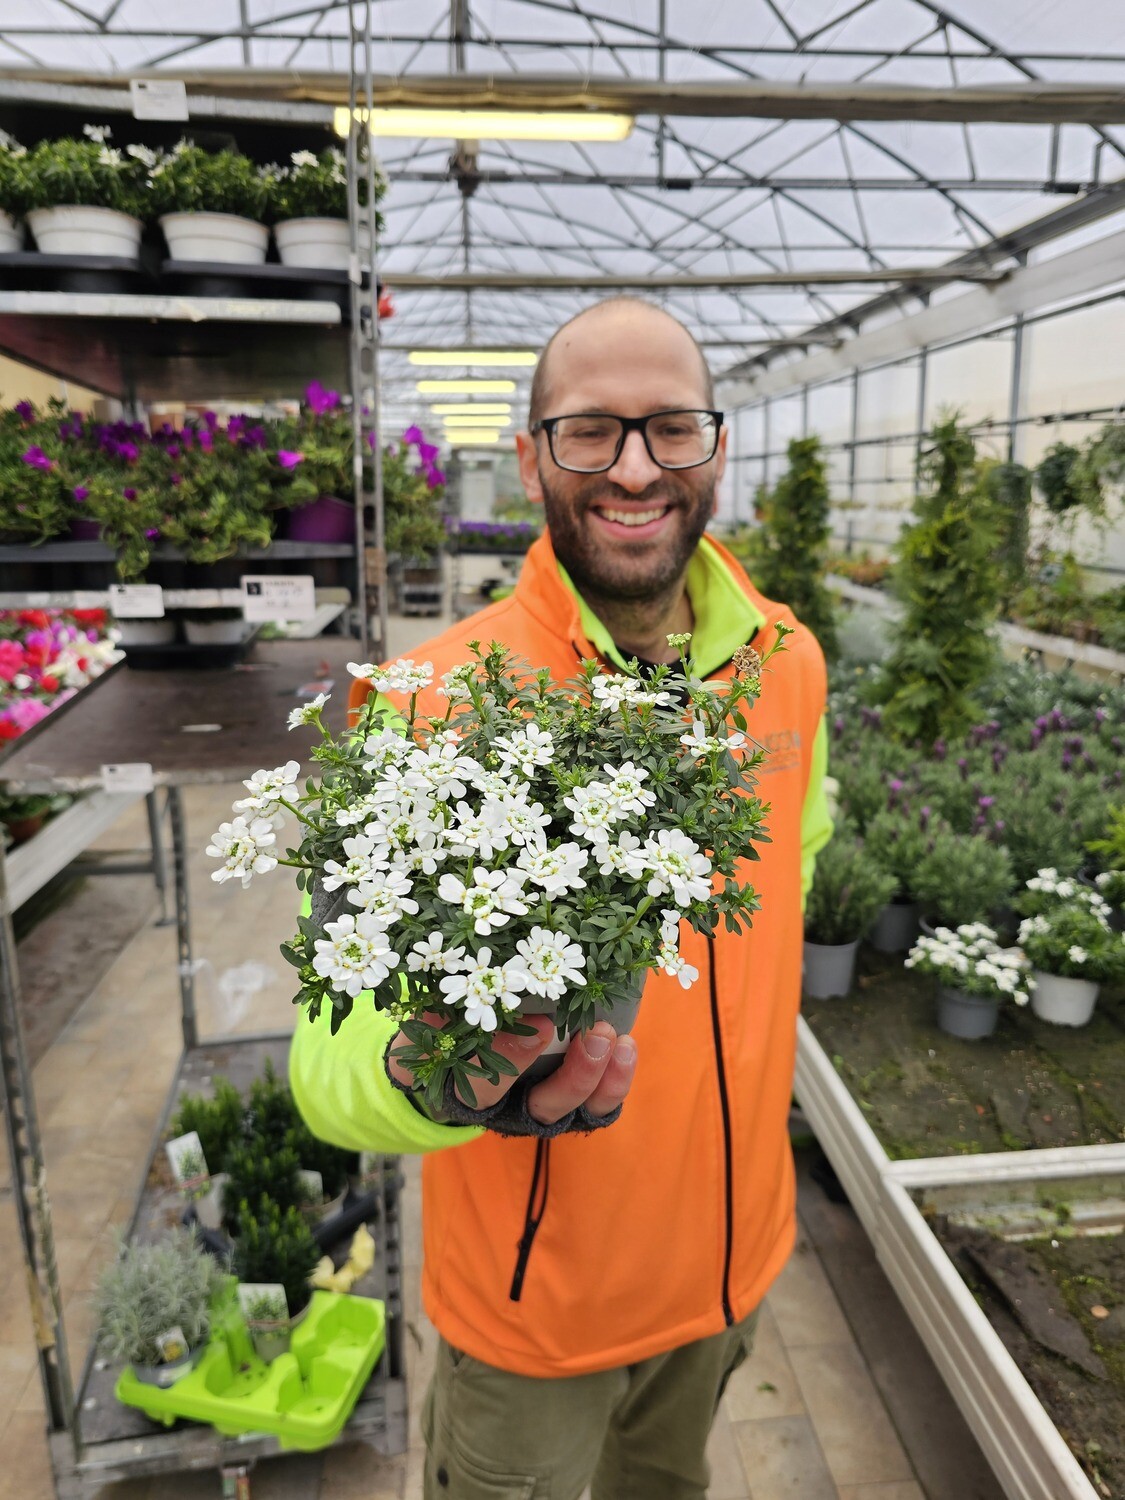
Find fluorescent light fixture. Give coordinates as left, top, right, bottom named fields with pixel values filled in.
left=442, top=414, right=512, bottom=428
left=417, top=379, right=516, bottom=395
left=430, top=403, right=512, bottom=416
left=409, top=350, right=536, bottom=367
left=443, top=429, right=502, bottom=444
left=334, top=106, right=633, bottom=143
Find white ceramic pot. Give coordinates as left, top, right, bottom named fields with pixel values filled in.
left=1030, top=970, right=1099, bottom=1027
left=802, top=939, right=859, bottom=1000
left=274, top=216, right=350, bottom=270
left=0, top=211, right=22, bottom=252
left=27, top=205, right=142, bottom=259
left=116, top=618, right=177, bottom=647
left=184, top=618, right=248, bottom=646
left=160, top=211, right=269, bottom=265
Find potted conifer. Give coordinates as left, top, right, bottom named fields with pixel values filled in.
left=913, top=832, right=1015, bottom=934
left=803, top=835, right=895, bottom=998
left=233, top=1200, right=320, bottom=1362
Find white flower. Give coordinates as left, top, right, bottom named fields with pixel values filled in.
left=592, top=831, right=647, bottom=880
left=291, top=149, right=318, bottom=168
left=494, top=724, right=555, bottom=777
left=590, top=675, right=644, bottom=710
left=83, top=123, right=112, bottom=143
left=437, top=664, right=475, bottom=700
left=364, top=803, right=447, bottom=873
left=346, top=868, right=419, bottom=926
left=660, top=908, right=681, bottom=946
left=335, top=792, right=391, bottom=827
left=234, top=760, right=300, bottom=817
left=205, top=816, right=278, bottom=887
left=447, top=800, right=510, bottom=862
left=488, top=790, right=552, bottom=847
left=313, top=912, right=400, bottom=996
left=601, top=761, right=656, bottom=815
left=407, top=933, right=468, bottom=974
left=658, top=942, right=700, bottom=990
left=126, top=143, right=158, bottom=168
left=679, top=719, right=746, bottom=758
left=374, top=658, right=434, bottom=694
left=642, top=829, right=712, bottom=906
left=437, top=868, right=529, bottom=935
left=512, top=927, right=586, bottom=1000
left=362, top=727, right=410, bottom=772
left=1068, top=945, right=1088, bottom=965
left=347, top=660, right=379, bottom=681
left=288, top=692, right=330, bottom=729
left=322, top=833, right=386, bottom=890
left=563, top=784, right=625, bottom=844
left=406, top=741, right=482, bottom=801
left=517, top=841, right=589, bottom=895
left=438, top=947, right=529, bottom=1031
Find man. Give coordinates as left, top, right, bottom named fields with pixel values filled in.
left=290, top=298, right=832, bottom=1498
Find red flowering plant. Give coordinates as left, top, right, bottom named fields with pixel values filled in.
left=0, top=606, right=119, bottom=744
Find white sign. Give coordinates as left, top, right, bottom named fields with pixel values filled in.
left=241, top=574, right=316, bottom=622
left=100, top=762, right=156, bottom=795
left=130, top=78, right=189, bottom=121
left=109, top=583, right=165, bottom=619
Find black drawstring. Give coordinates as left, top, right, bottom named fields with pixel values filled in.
left=509, top=1139, right=551, bottom=1301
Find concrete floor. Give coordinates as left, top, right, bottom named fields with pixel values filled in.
left=1, top=609, right=1002, bottom=1500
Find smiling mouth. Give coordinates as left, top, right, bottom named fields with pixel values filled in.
left=591, top=505, right=672, bottom=528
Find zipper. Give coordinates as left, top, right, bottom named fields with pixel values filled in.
left=707, top=934, right=735, bottom=1326
left=509, top=1138, right=551, bottom=1302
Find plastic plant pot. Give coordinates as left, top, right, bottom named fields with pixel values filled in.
left=522, top=971, right=646, bottom=1086
left=0, top=212, right=23, bottom=252
left=936, top=984, right=999, bottom=1040
left=160, top=211, right=269, bottom=265
left=283, top=495, right=356, bottom=545
left=115, top=618, right=177, bottom=646
left=802, top=939, right=860, bottom=999
left=27, top=205, right=142, bottom=258
left=274, top=217, right=350, bottom=269
left=131, top=1343, right=207, bottom=1389
left=870, top=899, right=921, bottom=954
left=1030, top=971, right=1099, bottom=1027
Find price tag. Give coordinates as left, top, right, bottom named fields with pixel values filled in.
left=109, top=583, right=164, bottom=619
left=241, top=574, right=316, bottom=622
left=130, top=78, right=189, bottom=121
left=100, top=762, right=155, bottom=795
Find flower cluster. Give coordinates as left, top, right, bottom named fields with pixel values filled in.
left=1017, top=898, right=1125, bottom=984
left=0, top=607, right=120, bottom=743
left=905, top=924, right=1031, bottom=1006
left=1016, top=867, right=1112, bottom=921
left=205, top=630, right=790, bottom=1109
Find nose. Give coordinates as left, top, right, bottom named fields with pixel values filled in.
left=606, top=428, right=663, bottom=493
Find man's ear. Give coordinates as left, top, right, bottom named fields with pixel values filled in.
left=515, top=429, right=545, bottom=505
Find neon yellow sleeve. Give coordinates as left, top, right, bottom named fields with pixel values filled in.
left=800, top=715, right=834, bottom=908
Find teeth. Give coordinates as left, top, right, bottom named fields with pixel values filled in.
left=601, top=507, right=667, bottom=527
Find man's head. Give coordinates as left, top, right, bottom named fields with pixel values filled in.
left=516, top=298, right=725, bottom=605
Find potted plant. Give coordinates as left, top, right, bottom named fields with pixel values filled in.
left=1018, top=902, right=1125, bottom=1027
left=220, top=1139, right=304, bottom=1238
left=1087, top=806, right=1125, bottom=933
left=150, top=142, right=271, bottom=264
left=0, top=130, right=27, bottom=250
left=22, top=128, right=150, bottom=258
left=177, top=607, right=249, bottom=647
left=913, top=832, right=1015, bottom=934
left=233, top=1200, right=320, bottom=1362
left=0, top=790, right=68, bottom=845
left=241, top=1058, right=354, bottom=1214
left=863, top=805, right=946, bottom=953
left=270, top=146, right=385, bottom=270
left=1015, top=866, right=1113, bottom=922
left=905, top=923, right=1031, bottom=1039
left=92, top=1230, right=229, bottom=1387
left=802, top=834, right=896, bottom=998
left=207, top=630, right=789, bottom=1119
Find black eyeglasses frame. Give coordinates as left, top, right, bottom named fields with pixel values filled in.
left=528, top=408, right=725, bottom=474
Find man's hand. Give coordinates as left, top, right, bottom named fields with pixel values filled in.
left=387, top=1012, right=637, bottom=1124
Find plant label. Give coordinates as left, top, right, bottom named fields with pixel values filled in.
left=166, top=1131, right=210, bottom=1199
left=238, top=1283, right=289, bottom=1326
left=109, top=583, right=164, bottom=618
left=298, top=1169, right=324, bottom=1205
left=100, top=762, right=155, bottom=795
left=155, top=1326, right=189, bottom=1364
left=130, top=78, right=189, bottom=121
left=241, top=575, right=316, bottom=622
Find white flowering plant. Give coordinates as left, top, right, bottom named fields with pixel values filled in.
left=905, top=923, right=1031, bottom=1006
left=21, top=128, right=152, bottom=218
left=1018, top=902, right=1125, bottom=984
left=268, top=146, right=386, bottom=222
left=1016, top=867, right=1112, bottom=922
left=206, top=630, right=790, bottom=1111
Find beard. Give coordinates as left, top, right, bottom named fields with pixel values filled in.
left=539, top=468, right=716, bottom=603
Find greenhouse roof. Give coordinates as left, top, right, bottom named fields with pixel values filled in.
left=3, top=0, right=1125, bottom=419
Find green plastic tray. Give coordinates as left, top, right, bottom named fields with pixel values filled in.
left=115, top=1291, right=386, bottom=1451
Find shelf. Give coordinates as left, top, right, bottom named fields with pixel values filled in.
left=0, top=540, right=355, bottom=566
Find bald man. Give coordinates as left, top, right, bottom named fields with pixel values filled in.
left=290, top=298, right=833, bottom=1499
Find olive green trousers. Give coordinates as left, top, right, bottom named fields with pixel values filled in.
left=421, top=1309, right=758, bottom=1500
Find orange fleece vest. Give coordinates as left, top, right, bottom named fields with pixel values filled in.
left=349, top=533, right=827, bottom=1377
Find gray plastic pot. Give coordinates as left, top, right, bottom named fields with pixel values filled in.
left=936, top=984, right=999, bottom=1040
left=870, top=899, right=921, bottom=954
left=522, top=971, right=647, bottom=1085
left=802, top=939, right=859, bottom=999
left=131, top=1343, right=206, bottom=1388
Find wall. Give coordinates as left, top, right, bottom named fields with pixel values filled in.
left=0, top=355, right=102, bottom=412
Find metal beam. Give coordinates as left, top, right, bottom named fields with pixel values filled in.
left=385, top=267, right=1005, bottom=291
left=3, top=71, right=1125, bottom=125
left=374, top=169, right=1103, bottom=193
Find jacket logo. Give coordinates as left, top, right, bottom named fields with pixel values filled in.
left=758, top=728, right=801, bottom=774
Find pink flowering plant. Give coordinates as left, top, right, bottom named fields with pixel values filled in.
left=206, top=631, right=789, bottom=1109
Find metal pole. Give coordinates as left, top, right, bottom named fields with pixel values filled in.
left=846, top=366, right=860, bottom=554
left=145, top=789, right=170, bottom=926
left=0, top=840, right=77, bottom=1445
left=801, top=382, right=810, bottom=438
left=914, top=346, right=929, bottom=494
left=168, top=786, right=197, bottom=1052
left=1008, top=314, right=1026, bottom=463
left=761, top=396, right=772, bottom=494
left=345, top=4, right=368, bottom=658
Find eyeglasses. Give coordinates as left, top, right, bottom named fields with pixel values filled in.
left=529, top=409, right=724, bottom=474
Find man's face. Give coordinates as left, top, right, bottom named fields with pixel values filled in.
left=516, top=308, right=726, bottom=603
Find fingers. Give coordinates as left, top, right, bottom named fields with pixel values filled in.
left=583, top=1034, right=638, bottom=1119
left=454, top=1013, right=555, bottom=1110
left=526, top=1021, right=617, bottom=1126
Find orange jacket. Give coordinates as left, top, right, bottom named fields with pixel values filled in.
left=304, top=532, right=827, bottom=1376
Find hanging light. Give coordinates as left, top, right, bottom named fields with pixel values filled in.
left=442, top=414, right=512, bottom=428
left=334, top=107, right=633, bottom=143
left=417, top=379, right=517, bottom=395
left=443, top=429, right=503, bottom=444
left=409, top=350, right=536, bottom=367
left=430, top=403, right=513, bottom=416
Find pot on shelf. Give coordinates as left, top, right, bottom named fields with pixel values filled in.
left=274, top=216, right=350, bottom=269
left=522, top=970, right=647, bottom=1086
left=936, top=984, right=999, bottom=1040
left=283, top=494, right=356, bottom=545
left=27, top=205, right=142, bottom=258
left=870, top=898, right=921, bottom=954
left=183, top=618, right=249, bottom=646
left=3, top=814, right=45, bottom=844
left=69, top=516, right=103, bottom=542
left=116, top=618, right=177, bottom=646
left=1030, top=970, right=1099, bottom=1028
left=131, top=1342, right=206, bottom=1388
left=802, top=938, right=859, bottom=1000
left=0, top=212, right=23, bottom=252
left=160, top=211, right=269, bottom=265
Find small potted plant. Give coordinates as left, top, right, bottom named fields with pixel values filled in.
left=1087, top=807, right=1125, bottom=932
left=1015, top=866, right=1113, bottom=922
left=905, top=923, right=1031, bottom=1039
left=150, top=142, right=271, bottom=264
left=1018, top=902, right=1125, bottom=1027
left=92, top=1230, right=229, bottom=1387
left=270, top=147, right=385, bottom=270
left=177, top=606, right=249, bottom=647
left=233, top=1200, right=320, bottom=1362
left=863, top=805, right=946, bottom=953
left=802, top=834, right=895, bottom=998
left=22, top=128, right=149, bottom=258
left=0, top=790, right=68, bottom=845
left=913, top=832, right=1015, bottom=934
left=0, top=129, right=27, bottom=250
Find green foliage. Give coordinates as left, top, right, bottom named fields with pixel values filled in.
left=804, top=834, right=896, bottom=945
left=1020, top=903, right=1125, bottom=984
left=751, top=436, right=838, bottom=659
left=978, top=459, right=1031, bottom=607
left=0, top=398, right=70, bottom=542
left=912, top=832, right=1015, bottom=928
left=1088, top=805, right=1125, bottom=874
left=170, top=1077, right=244, bottom=1176
left=149, top=141, right=270, bottom=221
left=1034, top=442, right=1086, bottom=515
left=221, top=1141, right=303, bottom=1237
left=269, top=145, right=386, bottom=222
left=876, top=417, right=1002, bottom=744
left=863, top=806, right=947, bottom=900
left=0, top=131, right=28, bottom=218
left=21, top=130, right=151, bottom=218
left=232, top=1201, right=320, bottom=1317
left=93, top=1230, right=228, bottom=1368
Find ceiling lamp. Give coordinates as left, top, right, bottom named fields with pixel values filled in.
left=444, top=429, right=502, bottom=445
left=417, top=379, right=516, bottom=395
left=442, top=414, right=512, bottom=428
left=409, top=350, right=536, bottom=367
left=430, top=403, right=512, bottom=416
left=335, top=107, right=633, bottom=143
